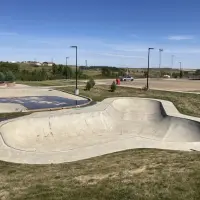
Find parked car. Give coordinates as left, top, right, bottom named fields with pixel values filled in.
left=120, top=76, right=134, bottom=81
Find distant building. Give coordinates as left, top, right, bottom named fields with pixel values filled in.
left=26, top=61, right=42, bottom=66
left=35, top=62, right=41, bottom=66
left=42, top=62, right=55, bottom=66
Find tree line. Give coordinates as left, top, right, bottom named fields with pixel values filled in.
left=0, top=62, right=89, bottom=81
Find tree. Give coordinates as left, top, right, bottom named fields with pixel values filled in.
left=5, top=71, right=15, bottom=82
left=89, top=78, right=95, bottom=88
left=101, top=67, right=111, bottom=77
left=63, top=67, right=73, bottom=79
left=58, top=65, right=63, bottom=73
left=180, top=70, right=184, bottom=78
left=52, top=65, right=58, bottom=74
left=0, top=62, right=19, bottom=73
left=195, top=69, right=200, bottom=75
left=85, top=81, right=92, bottom=91
left=0, top=72, right=5, bottom=83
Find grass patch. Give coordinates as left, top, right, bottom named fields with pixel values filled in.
left=0, top=112, right=30, bottom=122
left=0, top=149, right=200, bottom=200
left=59, top=85, right=200, bottom=117
left=17, top=80, right=85, bottom=87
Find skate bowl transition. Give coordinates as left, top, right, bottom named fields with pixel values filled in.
left=0, top=97, right=200, bottom=164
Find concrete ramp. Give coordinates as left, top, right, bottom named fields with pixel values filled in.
left=0, top=97, right=200, bottom=164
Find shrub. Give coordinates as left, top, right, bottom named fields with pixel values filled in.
left=5, top=71, right=15, bottom=82
left=110, top=81, right=116, bottom=92
left=180, top=70, right=184, bottom=78
left=85, top=81, right=92, bottom=91
left=0, top=72, right=5, bottom=83
left=89, top=78, right=95, bottom=88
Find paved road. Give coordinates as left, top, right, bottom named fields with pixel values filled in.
left=95, top=78, right=200, bottom=93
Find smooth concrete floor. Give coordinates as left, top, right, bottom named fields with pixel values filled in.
left=0, top=97, right=200, bottom=164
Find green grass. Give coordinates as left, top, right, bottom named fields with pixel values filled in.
left=1, top=85, right=200, bottom=199
left=0, top=112, right=30, bottom=121
left=17, top=80, right=85, bottom=87
left=0, top=149, right=200, bottom=200
left=59, top=85, right=200, bottom=117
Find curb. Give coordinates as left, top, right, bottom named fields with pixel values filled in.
left=22, top=89, right=93, bottom=113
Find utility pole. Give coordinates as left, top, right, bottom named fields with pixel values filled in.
left=159, top=49, right=163, bottom=78
left=147, top=48, right=154, bottom=90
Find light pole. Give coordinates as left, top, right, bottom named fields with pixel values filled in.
left=65, top=57, right=69, bottom=79
left=159, top=49, right=163, bottom=78
left=66, top=57, right=69, bottom=67
left=179, top=61, right=182, bottom=78
left=171, top=55, right=174, bottom=78
left=147, top=48, right=154, bottom=90
left=70, top=46, right=79, bottom=95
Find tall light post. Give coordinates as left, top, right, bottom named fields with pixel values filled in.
left=179, top=61, right=182, bottom=78
left=147, top=48, right=154, bottom=90
left=70, top=46, right=79, bottom=95
left=159, top=49, right=163, bottom=77
left=66, top=57, right=69, bottom=67
left=171, top=55, right=174, bottom=78
left=65, top=57, right=69, bottom=79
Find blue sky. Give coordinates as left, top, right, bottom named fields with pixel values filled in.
left=0, top=0, right=200, bottom=68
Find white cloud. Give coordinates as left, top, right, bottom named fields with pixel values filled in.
left=167, top=35, right=194, bottom=41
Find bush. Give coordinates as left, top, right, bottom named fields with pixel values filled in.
left=0, top=72, right=5, bottom=83
left=85, top=81, right=92, bottom=91
left=110, top=81, right=116, bottom=92
left=89, top=78, right=95, bottom=88
left=5, top=71, right=15, bottom=82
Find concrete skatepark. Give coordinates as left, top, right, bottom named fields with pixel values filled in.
left=0, top=95, right=200, bottom=164
left=0, top=87, right=89, bottom=112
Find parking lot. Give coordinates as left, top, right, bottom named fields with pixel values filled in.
left=96, top=78, right=200, bottom=92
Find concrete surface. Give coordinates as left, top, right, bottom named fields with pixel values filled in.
left=0, top=103, right=27, bottom=113
left=0, top=96, right=90, bottom=112
left=0, top=88, right=89, bottom=113
left=0, top=97, right=200, bottom=164
left=0, top=88, right=85, bottom=100
left=96, top=78, right=200, bottom=92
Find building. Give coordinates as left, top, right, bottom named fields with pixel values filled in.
left=25, top=61, right=42, bottom=66
left=42, top=62, right=55, bottom=66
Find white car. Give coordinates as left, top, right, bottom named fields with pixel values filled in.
left=120, top=76, right=134, bottom=81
